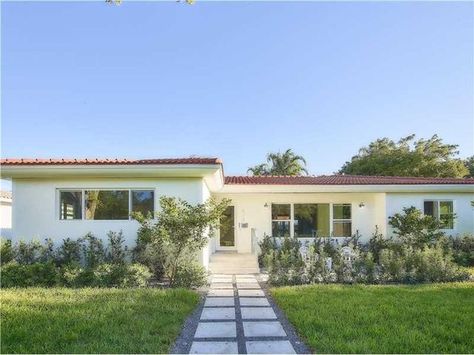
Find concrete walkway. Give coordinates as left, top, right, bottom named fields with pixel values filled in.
left=172, top=274, right=309, bottom=354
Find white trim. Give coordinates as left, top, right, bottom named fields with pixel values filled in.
left=423, top=199, right=455, bottom=231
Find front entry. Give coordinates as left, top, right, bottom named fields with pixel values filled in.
left=218, top=206, right=236, bottom=250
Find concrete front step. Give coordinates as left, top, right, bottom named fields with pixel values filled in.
left=209, top=252, right=259, bottom=274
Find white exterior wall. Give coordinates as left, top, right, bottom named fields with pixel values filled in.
left=1, top=198, right=13, bottom=238
left=214, top=192, right=387, bottom=252
left=385, top=192, right=474, bottom=236
left=12, top=177, right=206, bottom=245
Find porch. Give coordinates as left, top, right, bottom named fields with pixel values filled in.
left=208, top=251, right=259, bottom=275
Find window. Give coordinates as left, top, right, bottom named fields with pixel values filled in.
left=294, top=204, right=330, bottom=237
left=59, top=189, right=155, bottom=221
left=59, top=191, right=82, bottom=220
left=219, top=206, right=235, bottom=247
left=85, top=190, right=129, bottom=220
left=272, top=204, right=291, bottom=238
left=332, top=204, right=352, bottom=237
left=132, top=190, right=154, bottom=216
left=424, top=200, right=454, bottom=229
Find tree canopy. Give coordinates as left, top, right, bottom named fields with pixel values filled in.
left=464, top=156, right=474, bottom=178
left=338, top=134, right=469, bottom=178
left=248, top=149, right=308, bottom=176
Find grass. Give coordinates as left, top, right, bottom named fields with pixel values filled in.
left=271, top=282, right=474, bottom=353
left=1, top=287, right=200, bottom=353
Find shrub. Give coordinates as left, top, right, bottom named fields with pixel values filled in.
left=56, top=238, right=82, bottom=266
left=106, top=231, right=128, bottom=265
left=450, top=234, right=474, bottom=267
left=172, top=263, right=207, bottom=288
left=82, top=233, right=106, bottom=268
left=388, top=207, right=445, bottom=248
left=132, top=197, right=229, bottom=287
left=132, top=219, right=165, bottom=280
left=122, top=263, right=153, bottom=287
left=258, top=234, right=277, bottom=267
left=1, top=261, right=59, bottom=288
left=1, top=238, right=14, bottom=265
left=15, top=240, right=43, bottom=264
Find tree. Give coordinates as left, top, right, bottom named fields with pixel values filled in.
left=339, top=134, right=469, bottom=178
left=248, top=149, right=308, bottom=176
left=388, top=207, right=446, bottom=249
left=132, top=196, right=230, bottom=287
left=464, top=156, right=474, bottom=177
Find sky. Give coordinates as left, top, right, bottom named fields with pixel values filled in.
left=1, top=1, right=473, bottom=189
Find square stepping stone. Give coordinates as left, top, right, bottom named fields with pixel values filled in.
left=201, top=307, right=236, bottom=320
left=241, top=307, right=277, bottom=320
left=212, top=278, right=233, bottom=283
left=243, top=321, right=286, bottom=337
left=235, top=274, right=256, bottom=278
left=236, top=283, right=260, bottom=289
left=194, top=322, right=237, bottom=338
left=205, top=297, right=235, bottom=307
left=235, top=279, right=257, bottom=283
left=246, top=340, right=295, bottom=354
left=238, top=289, right=265, bottom=297
left=208, top=289, right=234, bottom=297
left=190, top=341, right=238, bottom=354
left=210, top=283, right=233, bottom=289
left=239, top=297, right=270, bottom=306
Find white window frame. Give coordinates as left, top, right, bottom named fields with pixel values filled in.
left=57, top=188, right=155, bottom=221
left=270, top=202, right=353, bottom=238
left=423, top=199, right=455, bottom=230
left=332, top=203, right=353, bottom=237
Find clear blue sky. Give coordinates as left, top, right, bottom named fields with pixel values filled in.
left=1, top=1, right=473, bottom=185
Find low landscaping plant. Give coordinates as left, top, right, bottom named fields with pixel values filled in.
left=260, top=206, right=471, bottom=285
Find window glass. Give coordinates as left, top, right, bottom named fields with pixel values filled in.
left=85, top=190, right=129, bottom=220
left=272, top=221, right=291, bottom=238
left=294, top=204, right=330, bottom=237
left=333, top=204, right=351, bottom=219
left=132, top=190, right=154, bottom=216
left=220, top=206, right=235, bottom=247
left=272, top=204, right=291, bottom=220
left=423, top=201, right=437, bottom=218
left=332, top=204, right=352, bottom=237
left=439, top=201, right=454, bottom=229
left=59, top=191, right=82, bottom=220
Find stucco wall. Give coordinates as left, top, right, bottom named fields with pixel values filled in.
left=385, top=192, right=474, bottom=236
left=12, top=177, right=206, bottom=245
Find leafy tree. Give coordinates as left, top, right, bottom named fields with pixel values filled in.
left=248, top=149, right=308, bottom=176
left=388, top=207, right=447, bottom=249
left=464, top=155, right=474, bottom=177
left=133, top=196, right=230, bottom=287
left=339, top=134, right=469, bottom=178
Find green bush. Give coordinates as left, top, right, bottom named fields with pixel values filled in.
left=1, top=261, right=59, bottom=288
left=1, top=238, right=14, bottom=265
left=450, top=234, right=474, bottom=267
left=172, top=263, right=207, bottom=288
left=258, top=234, right=277, bottom=267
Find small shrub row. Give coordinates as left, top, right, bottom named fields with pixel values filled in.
left=1, top=232, right=152, bottom=288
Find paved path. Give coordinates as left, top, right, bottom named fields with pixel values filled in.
left=173, top=274, right=309, bottom=354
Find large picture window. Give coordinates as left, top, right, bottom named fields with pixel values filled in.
left=85, top=190, right=129, bottom=220
left=424, top=200, right=454, bottom=229
left=59, top=189, right=154, bottom=221
left=59, top=191, right=82, bottom=220
left=294, top=204, right=330, bottom=237
left=272, top=204, right=291, bottom=238
left=332, top=204, right=352, bottom=237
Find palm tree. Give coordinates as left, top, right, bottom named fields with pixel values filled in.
left=247, top=149, right=309, bottom=176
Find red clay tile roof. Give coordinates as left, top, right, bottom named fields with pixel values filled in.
left=224, top=175, right=474, bottom=185
left=0, top=158, right=222, bottom=166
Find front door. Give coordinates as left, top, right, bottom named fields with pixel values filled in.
left=218, top=206, right=235, bottom=249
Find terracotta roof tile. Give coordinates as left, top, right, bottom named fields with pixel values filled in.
left=224, top=175, right=474, bottom=185
left=0, top=157, right=222, bottom=166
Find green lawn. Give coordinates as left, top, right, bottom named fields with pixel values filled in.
left=1, top=287, right=199, bottom=353
left=271, top=282, right=474, bottom=353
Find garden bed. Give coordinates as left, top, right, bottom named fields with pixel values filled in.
left=0, top=287, right=199, bottom=353
left=271, top=282, right=474, bottom=353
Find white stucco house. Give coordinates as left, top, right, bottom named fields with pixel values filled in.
left=1, top=157, right=473, bottom=270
